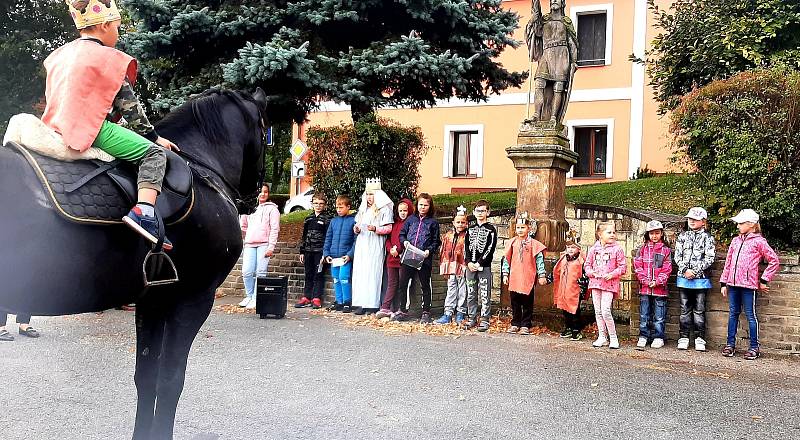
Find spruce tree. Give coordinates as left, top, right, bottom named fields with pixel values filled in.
left=123, top=0, right=525, bottom=123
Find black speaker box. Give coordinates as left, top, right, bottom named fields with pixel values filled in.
left=255, top=276, right=288, bottom=319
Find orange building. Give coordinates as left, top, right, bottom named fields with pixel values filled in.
left=293, top=0, right=673, bottom=196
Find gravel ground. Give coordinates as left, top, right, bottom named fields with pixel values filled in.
left=1, top=296, right=799, bottom=440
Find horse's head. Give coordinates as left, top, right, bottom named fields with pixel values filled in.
left=155, top=88, right=268, bottom=207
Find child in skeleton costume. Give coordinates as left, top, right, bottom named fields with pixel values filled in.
left=43, top=0, right=178, bottom=249
left=553, top=229, right=589, bottom=341
left=463, top=200, right=498, bottom=332
left=350, top=178, right=394, bottom=314
left=501, top=213, right=547, bottom=334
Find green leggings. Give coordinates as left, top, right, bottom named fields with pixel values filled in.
left=92, top=120, right=166, bottom=192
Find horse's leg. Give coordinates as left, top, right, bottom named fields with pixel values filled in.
left=150, top=292, right=215, bottom=440
left=132, top=301, right=168, bottom=440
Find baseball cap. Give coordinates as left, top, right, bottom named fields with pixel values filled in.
left=685, top=207, right=707, bottom=220
left=730, top=209, right=759, bottom=224
left=645, top=220, right=664, bottom=232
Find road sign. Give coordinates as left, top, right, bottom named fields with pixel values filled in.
left=266, top=127, right=273, bottom=146
left=290, top=139, right=307, bottom=161
left=291, top=161, right=305, bottom=178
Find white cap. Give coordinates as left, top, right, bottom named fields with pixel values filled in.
left=645, top=220, right=664, bottom=232
left=685, top=207, right=708, bottom=220
left=730, top=209, right=759, bottom=224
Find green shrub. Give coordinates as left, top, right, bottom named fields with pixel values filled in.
left=306, top=114, right=429, bottom=209
left=671, top=66, right=800, bottom=247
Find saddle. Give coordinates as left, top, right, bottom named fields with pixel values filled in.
left=5, top=141, right=193, bottom=225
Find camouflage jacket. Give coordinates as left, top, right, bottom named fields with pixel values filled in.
left=108, top=79, right=158, bottom=142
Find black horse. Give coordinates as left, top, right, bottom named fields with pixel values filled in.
left=0, top=88, right=268, bottom=439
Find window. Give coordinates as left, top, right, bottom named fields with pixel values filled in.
left=573, top=127, right=608, bottom=177
left=571, top=4, right=613, bottom=67
left=443, top=125, right=484, bottom=178
left=452, top=131, right=477, bottom=177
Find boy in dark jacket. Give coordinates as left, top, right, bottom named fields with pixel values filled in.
left=397, top=193, right=441, bottom=323
left=295, top=194, right=332, bottom=309
left=322, top=196, right=357, bottom=312
left=463, top=200, right=497, bottom=331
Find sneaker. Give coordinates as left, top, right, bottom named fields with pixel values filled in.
left=326, top=302, right=341, bottom=311
left=677, top=337, right=690, bottom=350
left=375, top=309, right=393, bottom=319
left=570, top=333, right=584, bottom=341
left=694, top=337, right=707, bottom=352
left=122, top=207, right=173, bottom=251
left=609, top=336, right=620, bottom=349
left=506, top=325, right=520, bottom=334
left=18, top=327, right=39, bottom=338
left=592, top=336, right=608, bottom=347
left=0, top=329, right=14, bottom=341
left=477, top=320, right=490, bottom=332
left=560, top=328, right=572, bottom=338
left=245, top=296, right=257, bottom=309
left=238, top=297, right=250, bottom=308
left=420, top=312, right=432, bottom=324
left=651, top=338, right=664, bottom=349
left=636, top=337, right=648, bottom=349
left=342, top=305, right=352, bottom=313
left=744, top=348, right=760, bottom=360
left=311, top=298, right=322, bottom=309
left=294, top=297, right=312, bottom=308
left=722, top=345, right=735, bottom=357
left=391, top=311, right=408, bottom=322
left=462, top=319, right=477, bottom=330
left=519, top=327, right=531, bottom=335
left=434, top=314, right=453, bottom=325
left=455, top=312, right=466, bottom=324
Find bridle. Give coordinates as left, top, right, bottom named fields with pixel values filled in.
left=175, top=95, right=268, bottom=211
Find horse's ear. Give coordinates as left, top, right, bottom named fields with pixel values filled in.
left=253, top=87, right=267, bottom=107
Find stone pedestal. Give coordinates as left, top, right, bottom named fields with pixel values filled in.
left=506, top=124, right=578, bottom=251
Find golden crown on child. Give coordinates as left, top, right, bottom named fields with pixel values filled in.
left=66, top=0, right=121, bottom=29
left=365, top=178, right=382, bottom=191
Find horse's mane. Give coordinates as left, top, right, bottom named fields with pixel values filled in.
left=156, top=89, right=260, bottom=146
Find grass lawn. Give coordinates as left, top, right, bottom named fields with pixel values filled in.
left=280, top=174, right=708, bottom=223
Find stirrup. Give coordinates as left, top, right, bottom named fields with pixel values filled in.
left=142, top=248, right=179, bottom=287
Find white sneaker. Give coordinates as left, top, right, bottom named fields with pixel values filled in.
left=651, top=338, right=664, bottom=349
left=677, top=337, right=690, bottom=350
left=636, top=337, right=648, bottom=349
left=609, top=336, right=620, bottom=349
left=592, top=336, right=608, bottom=347
left=245, top=297, right=257, bottom=309
left=238, top=297, right=250, bottom=307
left=694, top=337, right=707, bottom=352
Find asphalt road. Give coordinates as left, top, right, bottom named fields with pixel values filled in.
left=2, top=298, right=799, bottom=440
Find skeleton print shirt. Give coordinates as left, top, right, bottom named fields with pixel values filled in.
left=465, top=222, right=497, bottom=268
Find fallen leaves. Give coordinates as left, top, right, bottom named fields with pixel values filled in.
left=214, top=304, right=254, bottom=315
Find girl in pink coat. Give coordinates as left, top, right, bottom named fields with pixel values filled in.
left=238, top=185, right=281, bottom=309
left=720, top=209, right=779, bottom=360
left=633, top=220, right=672, bottom=350
left=584, top=221, right=627, bottom=349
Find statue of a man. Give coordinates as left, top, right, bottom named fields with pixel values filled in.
left=525, top=0, right=578, bottom=125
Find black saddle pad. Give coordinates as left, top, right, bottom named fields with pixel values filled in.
left=6, top=142, right=193, bottom=225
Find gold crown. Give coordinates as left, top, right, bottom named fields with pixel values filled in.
left=566, top=227, right=581, bottom=245
left=515, top=212, right=532, bottom=225
left=455, top=205, right=467, bottom=217
left=67, top=0, right=121, bottom=30
left=365, top=177, right=382, bottom=191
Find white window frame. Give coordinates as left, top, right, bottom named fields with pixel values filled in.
left=442, top=124, right=484, bottom=178
left=571, top=3, right=614, bottom=67
left=566, top=118, right=614, bottom=179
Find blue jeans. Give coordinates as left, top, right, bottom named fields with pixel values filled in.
left=639, top=295, right=667, bottom=339
left=242, top=246, right=271, bottom=300
left=727, top=286, right=759, bottom=350
left=331, top=262, right=353, bottom=305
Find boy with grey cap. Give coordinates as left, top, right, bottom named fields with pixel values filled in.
left=673, top=207, right=715, bottom=351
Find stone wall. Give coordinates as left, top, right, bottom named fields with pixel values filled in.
left=220, top=203, right=800, bottom=354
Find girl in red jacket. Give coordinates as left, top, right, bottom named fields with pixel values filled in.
left=633, top=220, right=672, bottom=350
left=375, top=198, right=415, bottom=319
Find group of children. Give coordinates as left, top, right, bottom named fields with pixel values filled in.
left=295, top=182, right=780, bottom=359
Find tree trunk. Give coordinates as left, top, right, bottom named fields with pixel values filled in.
left=350, top=101, right=376, bottom=124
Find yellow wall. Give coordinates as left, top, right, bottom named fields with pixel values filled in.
left=300, top=0, right=673, bottom=196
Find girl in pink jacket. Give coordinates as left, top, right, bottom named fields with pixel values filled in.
left=584, top=221, right=627, bottom=349
left=633, top=220, right=672, bottom=350
left=720, top=209, right=779, bottom=360
left=238, top=185, right=281, bottom=309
